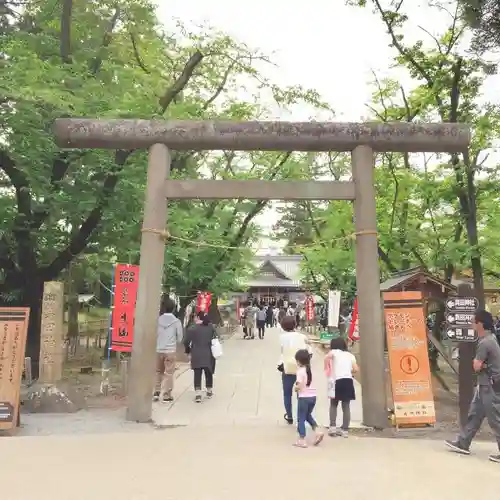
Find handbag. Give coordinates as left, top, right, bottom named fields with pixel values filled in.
left=211, top=338, right=223, bottom=359
left=211, top=327, right=223, bottom=359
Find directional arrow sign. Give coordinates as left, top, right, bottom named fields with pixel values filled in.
left=446, top=312, right=474, bottom=325
left=446, top=297, right=478, bottom=312
left=446, top=327, right=478, bottom=342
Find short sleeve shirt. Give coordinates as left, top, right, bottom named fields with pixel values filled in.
left=475, top=333, right=500, bottom=386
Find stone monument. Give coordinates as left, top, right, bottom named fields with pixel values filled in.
left=24, top=281, right=86, bottom=413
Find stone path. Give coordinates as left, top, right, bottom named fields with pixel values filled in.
left=3, top=425, right=500, bottom=499
left=152, top=326, right=363, bottom=428
left=6, top=327, right=500, bottom=498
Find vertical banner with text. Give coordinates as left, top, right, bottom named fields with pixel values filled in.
left=111, top=264, right=140, bottom=352
left=196, top=292, right=212, bottom=313
left=327, top=290, right=341, bottom=327
left=0, top=308, right=29, bottom=432
left=384, top=291, right=435, bottom=427
left=348, top=298, right=359, bottom=341
left=305, top=295, right=315, bottom=322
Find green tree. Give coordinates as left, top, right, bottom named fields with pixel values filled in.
left=0, top=0, right=328, bottom=372
left=456, top=0, right=500, bottom=51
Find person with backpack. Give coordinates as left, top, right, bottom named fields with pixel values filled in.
left=153, top=297, right=183, bottom=403
left=278, top=316, right=311, bottom=425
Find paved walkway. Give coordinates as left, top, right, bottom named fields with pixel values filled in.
left=6, top=327, right=500, bottom=498
left=3, top=426, right=500, bottom=499
left=153, top=327, right=363, bottom=428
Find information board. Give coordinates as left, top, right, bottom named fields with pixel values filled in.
left=0, top=308, right=29, bottom=432
left=383, top=291, right=435, bottom=427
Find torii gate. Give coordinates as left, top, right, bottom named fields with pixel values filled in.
left=54, top=119, right=470, bottom=428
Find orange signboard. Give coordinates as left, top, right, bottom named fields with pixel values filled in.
left=0, top=308, right=29, bottom=433
left=383, top=291, right=435, bottom=427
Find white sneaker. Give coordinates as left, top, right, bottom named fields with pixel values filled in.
left=338, top=429, right=348, bottom=438
left=328, top=427, right=338, bottom=436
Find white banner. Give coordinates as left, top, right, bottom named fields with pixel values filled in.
left=327, top=290, right=341, bottom=327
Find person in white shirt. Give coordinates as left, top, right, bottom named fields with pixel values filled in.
left=324, top=337, right=359, bottom=437
left=278, top=316, right=311, bottom=425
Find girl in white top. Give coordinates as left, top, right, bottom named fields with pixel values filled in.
left=324, top=337, right=359, bottom=437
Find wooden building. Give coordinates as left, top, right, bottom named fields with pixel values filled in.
left=380, top=266, right=456, bottom=313
left=236, top=254, right=305, bottom=306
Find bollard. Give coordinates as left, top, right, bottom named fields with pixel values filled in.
left=120, top=359, right=129, bottom=397
left=24, top=356, right=32, bottom=386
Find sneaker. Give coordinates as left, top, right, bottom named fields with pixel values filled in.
left=162, top=393, right=174, bottom=403
left=489, top=453, right=500, bottom=463
left=195, top=395, right=202, bottom=403
left=152, top=391, right=160, bottom=402
left=284, top=413, right=293, bottom=425
left=206, top=390, right=213, bottom=399
left=445, top=440, right=470, bottom=455
left=338, top=429, right=348, bottom=438
left=328, top=426, right=338, bottom=436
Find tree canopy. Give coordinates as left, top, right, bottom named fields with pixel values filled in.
left=0, top=0, right=327, bottom=366
left=276, top=0, right=500, bottom=309
left=457, top=0, right=500, bottom=52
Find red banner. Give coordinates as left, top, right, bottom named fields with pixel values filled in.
left=349, top=298, right=360, bottom=341
left=196, top=292, right=212, bottom=313
left=305, top=295, right=315, bottom=321
left=111, top=264, right=140, bottom=352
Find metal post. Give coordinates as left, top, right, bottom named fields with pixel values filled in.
left=352, top=145, right=387, bottom=429
left=458, top=283, right=475, bottom=427
left=126, top=144, right=170, bottom=422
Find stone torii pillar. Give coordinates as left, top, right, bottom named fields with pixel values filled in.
left=54, top=119, right=470, bottom=428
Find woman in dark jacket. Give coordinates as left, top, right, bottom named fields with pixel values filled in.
left=184, top=312, right=217, bottom=403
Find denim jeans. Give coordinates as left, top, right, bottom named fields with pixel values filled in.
left=297, top=396, right=318, bottom=438
left=282, top=373, right=297, bottom=418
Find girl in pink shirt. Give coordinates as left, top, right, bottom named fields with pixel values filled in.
left=293, top=349, right=324, bottom=448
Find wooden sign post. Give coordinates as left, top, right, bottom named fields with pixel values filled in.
left=0, top=308, right=30, bottom=434
left=39, top=281, right=65, bottom=384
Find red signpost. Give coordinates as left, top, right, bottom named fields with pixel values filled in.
left=110, top=264, right=140, bottom=352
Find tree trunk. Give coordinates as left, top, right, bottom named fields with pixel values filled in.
left=208, top=296, right=222, bottom=326
left=23, top=280, right=44, bottom=380
left=66, top=261, right=80, bottom=356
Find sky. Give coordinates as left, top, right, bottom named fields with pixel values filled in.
left=154, top=0, right=500, bottom=254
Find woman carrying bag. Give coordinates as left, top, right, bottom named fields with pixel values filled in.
left=184, top=312, right=222, bottom=403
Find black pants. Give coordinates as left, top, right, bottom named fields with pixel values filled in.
left=257, top=320, right=265, bottom=338
left=193, top=367, right=213, bottom=390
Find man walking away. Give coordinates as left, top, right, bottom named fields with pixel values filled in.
left=153, top=297, right=184, bottom=403
left=445, top=309, right=500, bottom=463
left=257, top=305, right=267, bottom=339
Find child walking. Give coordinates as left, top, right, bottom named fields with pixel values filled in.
left=325, top=337, right=359, bottom=437
left=293, top=349, right=324, bottom=448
